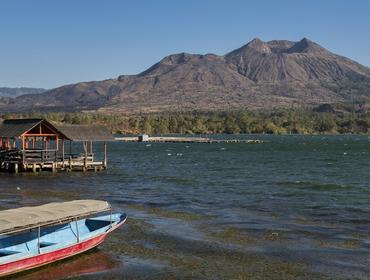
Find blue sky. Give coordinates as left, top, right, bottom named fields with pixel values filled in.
left=0, top=0, right=369, bottom=88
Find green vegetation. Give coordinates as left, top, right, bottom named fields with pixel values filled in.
left=208, top=228, right=258, bottom=245
left=125, top=204, right=208, bottom=221
left=3, top=108, right=370, bottom=134
left=314, top=238, right=361, bottom=249
left=102, top=218, right=328, bottom=279
left=205, top=227, right=287, bottom=246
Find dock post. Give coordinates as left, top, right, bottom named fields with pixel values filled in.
left=84, top=141, right=87, bottom=169
left=22, top=150, right=26, bottom=166
left=55, top=136, right=59, bottom=162
left=104, top=142, right=107, bottom=169
left=32, top=163, right=37, bottom=173
left=21, top=135, right=25, bottom=151
left=14, top=163, right=18, bottom=174
left=62, top=139, right=65, bottom=168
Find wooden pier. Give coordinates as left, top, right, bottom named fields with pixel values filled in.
left=0, top=149, right=107, bottom=173
left=0, top=119, right=113, bottom=173
left=115, top=136, right=263, bottom=144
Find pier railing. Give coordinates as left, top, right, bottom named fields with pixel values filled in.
left=1, top=143, right=107, bottom=173
left=0, top=149, right=22, bottom=163
left=22, top=149, right=58, bottom=163
left=0, top=149, right=94, bottom=165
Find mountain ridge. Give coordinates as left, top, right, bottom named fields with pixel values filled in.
left=0, top=87, right=47, bottom=98
left=1, top=38, right=370, bottom=114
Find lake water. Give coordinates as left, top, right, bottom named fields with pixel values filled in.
left=2, top=135, right=370, bottom=279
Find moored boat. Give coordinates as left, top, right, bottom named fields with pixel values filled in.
left=0, top=200, right=127, bottom=277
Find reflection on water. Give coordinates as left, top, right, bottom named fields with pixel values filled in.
left=8, top=249, right=118, bottom=280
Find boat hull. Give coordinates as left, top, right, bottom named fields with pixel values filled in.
left=0, top=221, right=123, bottom=277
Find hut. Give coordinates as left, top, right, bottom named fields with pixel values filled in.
left=138, top=134, right=149, bottom=142
left=55, top=123, right=114, bottom=171
left=0, top=119, right=114, bottom=173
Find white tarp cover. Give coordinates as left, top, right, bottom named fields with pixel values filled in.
left=0, top=200, right=110, bottom=234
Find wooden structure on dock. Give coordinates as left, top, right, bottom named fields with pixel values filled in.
left=0, top=119, right=114, bottom=173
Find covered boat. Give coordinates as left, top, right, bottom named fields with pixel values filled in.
left=0, top=200, right=127, bottom=277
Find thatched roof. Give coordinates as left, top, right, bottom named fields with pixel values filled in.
left=0, top=119, right=70, bottom=139
left=54, top=123, right=114, bottom=141
left=0, top=119, right=113, bottom=141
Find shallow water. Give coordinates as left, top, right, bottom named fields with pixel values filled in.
left=2, top=134, right=370, bottom=279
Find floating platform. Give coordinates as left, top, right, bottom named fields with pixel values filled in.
left=115, top=136, right=263, bottom=144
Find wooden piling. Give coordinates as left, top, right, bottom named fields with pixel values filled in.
left=62, top=139, right=65, bottom=168
left=104, top=142, right=107, bottom=168
left=83, top=142, right=87, bottom=169
left=55, top=136, right=59, bottom=162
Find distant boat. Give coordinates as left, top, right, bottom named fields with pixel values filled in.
left=0, top=200, right=127, bottom=277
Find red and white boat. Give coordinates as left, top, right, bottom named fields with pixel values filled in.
left=0, top=200, right=127, bottom=277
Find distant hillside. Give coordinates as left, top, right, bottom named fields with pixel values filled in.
left=1, top=38, right=370, bottom=113
left=0, top=87, right=46, bottom=98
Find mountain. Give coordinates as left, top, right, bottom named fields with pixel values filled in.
left=0, top=87, right=46, bottom=98
left=2, top=38, right=370, bottom=113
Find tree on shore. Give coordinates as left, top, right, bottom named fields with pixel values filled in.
left=3, top=109, right=370, bottom=135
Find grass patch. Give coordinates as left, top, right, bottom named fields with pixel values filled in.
left=206, top=227, right=287, bottom=246
left=125, top=204, right=208, bottom=221
left=294, top=217, right=337, bottom=228
left=209, top=228, right=258, bottom=245
left=314, top=238, right=360, bottom=249
left=339, top=239, right=360, bottom=249
left=103, top=218, right=332, bottom=279
left=314, top=239, right=334, bottom=248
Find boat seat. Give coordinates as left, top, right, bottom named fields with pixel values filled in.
left=0, top=249, right=20, bottom=257
left=39, top=241, right=56, bottom=248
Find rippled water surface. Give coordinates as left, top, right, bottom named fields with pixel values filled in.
left=2, top=135, right=370, bottom=279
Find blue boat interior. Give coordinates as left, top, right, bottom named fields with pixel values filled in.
left=0, top=213, right=126, bottom=263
